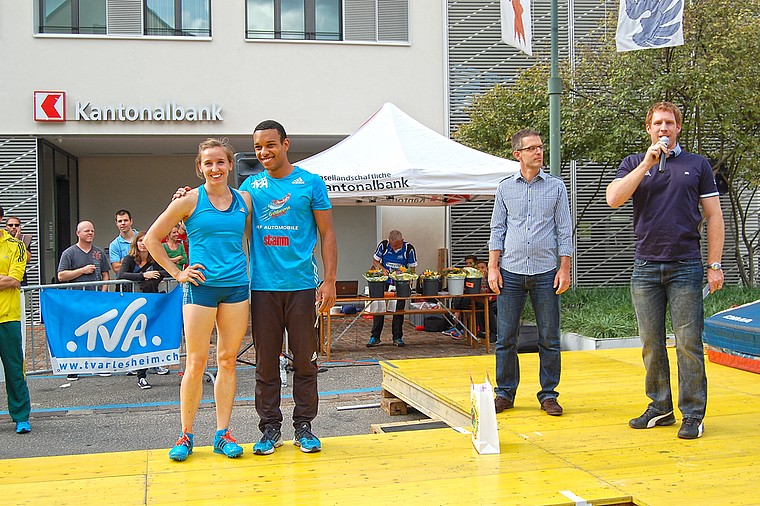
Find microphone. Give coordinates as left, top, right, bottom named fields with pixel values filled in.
left=658, top=136, right=669, bottom=173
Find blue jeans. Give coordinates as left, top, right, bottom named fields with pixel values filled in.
left=630, top=259, right=707, bottom=419
left=495, top=269, right=561, bottom=403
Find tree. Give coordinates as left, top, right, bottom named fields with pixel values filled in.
left=455, top=0, right=760, bottom=284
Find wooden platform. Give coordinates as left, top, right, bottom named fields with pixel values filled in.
left=3, top=348, right=760, bottom=505
left=381, top=347, right=760, bottom=505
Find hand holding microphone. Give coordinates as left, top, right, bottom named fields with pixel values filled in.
left=658, top=136, right=669, bottom=173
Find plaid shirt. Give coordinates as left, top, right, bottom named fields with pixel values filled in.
left=488, top=169, right=572, bottom=275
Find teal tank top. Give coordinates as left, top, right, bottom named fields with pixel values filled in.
left=184, top=185, right=249, bottom=287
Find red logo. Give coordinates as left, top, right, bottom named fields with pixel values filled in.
left=34, top=91, right=66, bottom=121
left=264, top=235, right=289, bottom=246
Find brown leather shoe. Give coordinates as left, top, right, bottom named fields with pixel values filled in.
left=494, top=396, right=514, bottom=413
left=541, top=398, right=563, bottom=416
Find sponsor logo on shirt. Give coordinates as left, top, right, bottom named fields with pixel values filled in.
left=264, top=235, right=290, bottom=246
left=270, top=194, right=291, bottom=209
left=259, top=193, right=292, bottom=220
left=252, top=178, right=269, bottom=189
left=292, top=177, right=305, bottom=185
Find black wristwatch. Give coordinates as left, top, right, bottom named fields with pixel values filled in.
left=707, top=262, right=722, bottom=270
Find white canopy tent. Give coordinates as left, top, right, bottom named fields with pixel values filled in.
left=298, top=102, right=520, bottom=206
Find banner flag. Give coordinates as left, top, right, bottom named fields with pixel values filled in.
left=616, top=0, right=684, bottom=52
left=41, top=287, right=183, bottom=375
left=500, top=0, right=532, bottom=56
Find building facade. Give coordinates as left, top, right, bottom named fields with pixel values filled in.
left=2, top=0, right=447, bottom=286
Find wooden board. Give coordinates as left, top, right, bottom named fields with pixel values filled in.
left=5, top=348, right=760, bottom=505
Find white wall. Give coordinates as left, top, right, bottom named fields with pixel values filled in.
left=78, top=156, right=195, bottom=251
left=3, top=2, right=446, bottom=138
left=379, top=207, right=446, bottom=274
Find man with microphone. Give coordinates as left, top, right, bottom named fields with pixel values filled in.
left=606, top=101, right=725, bottom=439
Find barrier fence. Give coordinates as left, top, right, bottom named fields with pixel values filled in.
left=19, top=278, right=180, bottom=375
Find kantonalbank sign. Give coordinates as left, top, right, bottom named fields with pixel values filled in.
left=33, top=91, right=223, bottom=123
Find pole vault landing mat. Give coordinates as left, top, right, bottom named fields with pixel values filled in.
left=704, top=299, right=760, bottom=374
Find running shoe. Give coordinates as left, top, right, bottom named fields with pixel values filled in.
left=366, top=336, right=380, bottom=348
left=450, top=330, right=464, bottom=340
left=213, top=428, right=244, bottom=458
left=678, top=418, right=704, bottom=439
left=67, top=374, right=78, bottom=381
left=393, top=338, right=406, bottom=347
left=441, top=327, right=457, bottom=335
left=629, top=407, right=676, bottom=429
left=169, top=430, right=193, bottom=461
left=153, top=366, right=170, bottom=375
left=138, top=378, right=151, bottom=390
left=253, top=426, right=283, bottom=455
left=15, top=421, right=31, bottom=434
left=293, top=422, right=322, bottom=453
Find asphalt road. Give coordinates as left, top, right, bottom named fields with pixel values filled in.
left=0, top=362, right=428, bottom=459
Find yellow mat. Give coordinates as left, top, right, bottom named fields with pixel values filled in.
left=4, top=348, right=760, bottom=505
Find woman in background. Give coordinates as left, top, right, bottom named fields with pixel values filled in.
left=117, top=231, right=169, bottom=389
left=163, top=224, right=188, bottom=271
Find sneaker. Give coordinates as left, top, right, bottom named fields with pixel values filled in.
left=366, top=337, right=380, bottom=348
left=97, top=372, right=111, bottom=377
left=494, top=396, right=514, bottom=413
left=678, top=417, right=704, bottom=439
left=393, top=338, right=406, bottom=347
left=15, top=421, right=31, bottom=434
left=153, top=366, right=170, bottom=375
left=126, top=371, right=136, bottom=376
left=138, top=378, right=151, bottom=390
left=293, top=423, right=322, bottom=453
left=629, top=407, right=676, bottom=429
left=442, top=327, right=457, bottom=336
left=169, top=430, right=193, bottom=461
left=450, top=330, right=465, bottom=340
left=67, top=374, right=78, bottom=381
left=253, top=426, right=283, bottom=455
left=213, top=428, right=244, bottom=458
left=540, top=397, right=563, bottom=416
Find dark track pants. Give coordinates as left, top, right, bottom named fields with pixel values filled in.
left=250, top=290, right=319, bottom=432
left=0, top=321, right=31, bottom=422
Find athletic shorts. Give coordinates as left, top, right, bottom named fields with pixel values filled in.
left=183, top=284, right=249, bottom=307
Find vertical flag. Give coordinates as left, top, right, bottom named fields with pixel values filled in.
left=501, top=0, right=532, bottom=56
left=616, top=0, right=684, bottom=52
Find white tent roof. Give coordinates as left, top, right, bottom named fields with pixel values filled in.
left=298, top=102, right=520, bottom=206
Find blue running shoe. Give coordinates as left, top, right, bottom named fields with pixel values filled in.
left=169, top=430, right=193, bottom=461
left=15, top=421, right=30, bottom=434
left=393, top=338, right=406, bottom=347
left=366, top=336, right=380, bottom=348
left=213, top=428, right=244, bottom=458
left=293, top=422, right=321, bottom=453
left=253, top=426, right=283, bottom=455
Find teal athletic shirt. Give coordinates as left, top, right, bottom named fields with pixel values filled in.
left=239, top=166, right=332, bottom=291
left=184, top=185, right=249, bottom=287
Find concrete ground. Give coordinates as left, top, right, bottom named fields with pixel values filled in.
left=0, top=317, right=492, bottom=459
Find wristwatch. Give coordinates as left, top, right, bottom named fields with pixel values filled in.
left=708, top=262, right=722, bottom=270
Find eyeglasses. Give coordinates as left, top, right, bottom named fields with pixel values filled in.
left=517, top=145, right=544, bottom=154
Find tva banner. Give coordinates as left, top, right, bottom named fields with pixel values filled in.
left=41, top=287, right=182, bottom=375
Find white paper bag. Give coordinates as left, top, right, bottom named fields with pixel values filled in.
left=471, top=373, right=500, bottom=454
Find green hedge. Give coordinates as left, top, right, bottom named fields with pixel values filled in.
left=518, top=286, right=760, bottom=339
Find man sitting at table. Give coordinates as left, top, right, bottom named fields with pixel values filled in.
left=366, top=230, right=417, bottom=348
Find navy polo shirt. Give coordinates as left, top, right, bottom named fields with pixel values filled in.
left=615, top=145, right=719, bottom=261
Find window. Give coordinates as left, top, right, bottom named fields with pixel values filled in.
left=39, top=0, right=107, bottom=34
left=247, top=0, right=341, bottom=40
left=145, top=0, right=210, bottom=36
left=37, top=0, right=211, bottom=37
left=246, top=0, right=408, bottom=43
